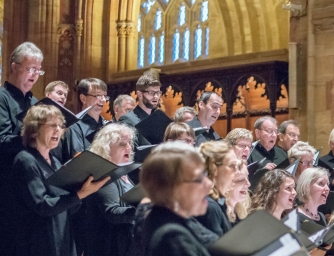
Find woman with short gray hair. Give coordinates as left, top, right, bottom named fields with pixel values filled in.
left=296, top=167, right=329, bottom=226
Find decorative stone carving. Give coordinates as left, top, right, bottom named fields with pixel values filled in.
left=117, top=22, right=135, bottom=36
left=75, top=19, right=83, bottom=37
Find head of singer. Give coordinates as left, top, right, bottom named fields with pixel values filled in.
left=251, top=169, right=296, bottom=219
left=9, top=42, right=44, bottom=95
left=45, top=80, right=69, bottom=106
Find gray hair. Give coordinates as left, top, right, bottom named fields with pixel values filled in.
left=225, top=128, right=253, bottom=146
left=296, top=167, right=329, bottom=203
left=113, top=94, right=136, bottom=109
left=173, top=106, right=197, bottom=122
left=287, top=141, right=316, bottom=161
left=90, top=123, right=136, bottom=162
left=254, top=116, right=277, bottom=130
left=278, top=120, right=299, bottom=134
left=10, top=42, right=43, bottom=72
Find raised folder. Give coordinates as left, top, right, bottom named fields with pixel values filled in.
left=16, top=97, right=92, bottom=128
left=135, top=110, right=172, bottom=145
left=45, top=150, right=142, bottom=191
left=208, top=210, right=308, bottom=256
left=120, top=183, right=145, bottom=205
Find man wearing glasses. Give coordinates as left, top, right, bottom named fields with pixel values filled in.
left=277, top=120, right=300, bottom=152
left=0, top=42, right=44, bottom=255
left=60, top=78, right=109, bottom=163
left=248, top=116, right=288, bottom=171
left=119, top=73, right=162, bottom=124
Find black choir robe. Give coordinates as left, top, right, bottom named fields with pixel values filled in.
left=196, top=197, right=232, bottom=236
left=86, top=178, right=136, bottom=256
left=0, top=81, right=38, bottom=254
left=187, top=117, right=220, bottom=147
left=59, top=114, right=105, bottom=163
left=142, top=205, right=216, bottom=256
left=11, top=147, right=81, bottom=256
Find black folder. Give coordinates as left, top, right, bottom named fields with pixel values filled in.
left=16, top=97, right=92, bottom=128
left=135, top=110, right=172, bottom=144
left=300, top=221, right=334, bottom=247
left=120, top=183, right=146, bottom=205
left=45, top=150, right=142, bottom=191
left=208, top=210, right=308, bottom=256
left=248, top=158, right=266, bottom=176
left=193, top=127, right=208, bottom=136
left=134, top=144, right=157, bottom=162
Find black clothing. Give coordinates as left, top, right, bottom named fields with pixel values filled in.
left=57, top=113, right=105, bottom=255
left=11, top=147, right=81, bottom=256
left=247, top=143, right=288, bottom=168
left=119, top=105, right=149, bottom=126
left=142, top=205, right=218, bottom=256
left=319, top=151, right=334, bottom=170
left=196, top=197, right=232, bottom=236
left=187, top=117, right=220, bottom=147
left=60, top=114, right=105, bottom=163
left=298, top=211, right=327, bottom=226
left=0, top=81, right=37, bottom=255
left=86, top=178, right=136, bottom=256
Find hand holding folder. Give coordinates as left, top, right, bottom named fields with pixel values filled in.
left=46, top=150, right=142, bottom=191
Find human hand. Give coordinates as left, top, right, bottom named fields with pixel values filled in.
left=263, top=163, right=277, bottom=170
left=77, top=175, right=110, bottom=199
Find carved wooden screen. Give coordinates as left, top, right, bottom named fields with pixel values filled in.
left=106, top=61, right=288, bottom=138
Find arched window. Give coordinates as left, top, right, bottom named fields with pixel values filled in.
left=137, top=0, right=209, bottom=68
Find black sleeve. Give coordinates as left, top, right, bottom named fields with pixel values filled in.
left=95, top=181, right=136, bottom=224
left=0, top=95, right=23, bottom=157
left=61, top=125, right=85, bottom=163
left=149, top=224, right=210, bottom=256
left=195, top=200, right=224, bottom=236
left=12, top=155, right=81, bottom=217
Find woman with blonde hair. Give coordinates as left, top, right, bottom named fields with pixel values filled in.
left=86, top=123, right=137, bottom=256
left=296, top=167, right=329, bottom=226
left=225, top=162, right=251, bottom=225
left=196, top=140, right=240, bottom=235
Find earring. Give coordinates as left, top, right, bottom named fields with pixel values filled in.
left=174, top=201, right=179, bottom=212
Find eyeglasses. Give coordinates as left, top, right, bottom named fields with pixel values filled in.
left=41, top=123, right=66, bottom=130
left=84, top=94, right=110, bottom=101
left=183, top=171, right=208, bottom=184
left=15, top=63, right=45, bottom=76
left=299, top=160, right=314, bottom=167
left=260, top=129, right=278, bottom=136
left=235, top=143, right=252, bottom=150
left=286, top=132, right=300, bottom=140
left=141, top=90, right=162, bottom=97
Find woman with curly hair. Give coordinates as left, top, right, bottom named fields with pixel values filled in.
left=196, top=140, right=240, bottom=236
left=86, top=123, right=137, bottom=256
left=225, top=162, right=251, bottom=225
left=250, top=169, right=296, bottom=219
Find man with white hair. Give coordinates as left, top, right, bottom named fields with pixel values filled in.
left=0, top=41, right=44, bottom=255
left=113, top=94, right=136, bottom=122
left=248, top=116, right=287, bottom=170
